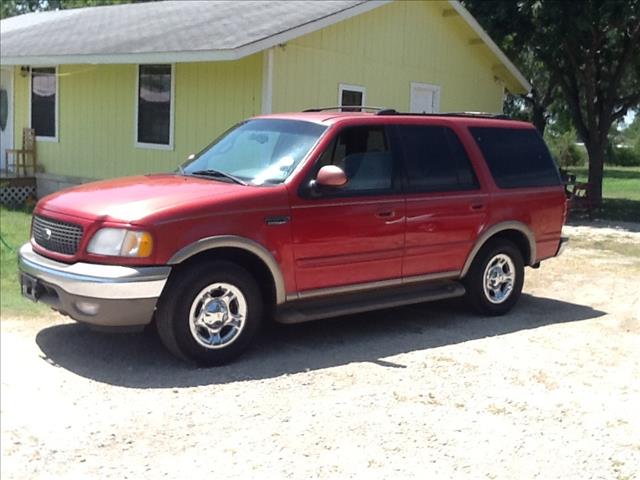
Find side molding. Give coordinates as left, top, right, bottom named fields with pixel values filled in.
left=290, top=270, right=460, bottom=301
left=460, top=221, right=536, bottom=277
left=168, top=235, right=287, bottom=305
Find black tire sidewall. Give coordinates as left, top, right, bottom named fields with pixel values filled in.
left=465, top=240, right=524, bottom=316
left=159, top=261, right=263, bottom=366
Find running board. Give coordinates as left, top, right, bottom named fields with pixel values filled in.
left=275, top=280, right=466, bottom=324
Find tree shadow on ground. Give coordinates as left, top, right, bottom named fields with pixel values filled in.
left=35, top=294, right=605, bottom=389
left=568, top=199, right=640, bottom=227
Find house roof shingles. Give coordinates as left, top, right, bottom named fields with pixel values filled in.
left=0, top=1, right=367, bottom=59
left=0, top=0, right=530, bottom=92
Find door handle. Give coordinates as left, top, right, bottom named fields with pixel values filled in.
left=376, top=210, right=395, bottom=218
left=470, top=203, right=485, bottom=211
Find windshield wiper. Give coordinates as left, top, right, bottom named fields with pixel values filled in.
left=189, top=169, right=248, bottom=186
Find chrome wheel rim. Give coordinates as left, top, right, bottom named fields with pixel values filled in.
left=483, top=253, right=516, bottom=304
left=188, top=283, right=247, bottom=349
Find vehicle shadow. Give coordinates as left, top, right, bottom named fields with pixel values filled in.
left=35, top=294, right=606, bottom=389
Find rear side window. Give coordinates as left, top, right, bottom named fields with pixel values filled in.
left=396, top=125, right=478, bottom=192
left=470, top=127, right=561, bottom=188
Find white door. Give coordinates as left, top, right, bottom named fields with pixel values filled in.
left=0, top=67, right=14, bottom=172
left=410, top=82, right=441, bottom=114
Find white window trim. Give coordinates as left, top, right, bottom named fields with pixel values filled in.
left=28, top=65, right=59, bottom=142
left=261, top=48, right=274, bottom=115
left=410, top=82, right=441, bottom=114
left=1, top=66, right=15, bottom=157
left=338, top=83, right=366, bottom=109
left=134, top=63, right=175, bottom=151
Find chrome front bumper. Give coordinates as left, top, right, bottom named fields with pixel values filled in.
left=18, top=243, right=171, bottom=327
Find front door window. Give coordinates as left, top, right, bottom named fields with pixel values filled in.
left=314, top=125, right=396, bottom=195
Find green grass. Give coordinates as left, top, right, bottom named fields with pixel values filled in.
left=571, top=166, right=640, bottom=200
left=569, top=166, right=640, bottom=222
left=0, top=207, right=47, bottom=317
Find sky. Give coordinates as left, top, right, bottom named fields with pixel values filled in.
left=623, top=109, right=637, bottom=127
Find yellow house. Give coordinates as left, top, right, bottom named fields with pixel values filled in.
left=0, top=0, right=529, bottom=196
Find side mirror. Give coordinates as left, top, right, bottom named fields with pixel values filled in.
left=315, top=165, right=348, bottom=188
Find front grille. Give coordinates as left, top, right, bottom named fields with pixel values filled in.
left=32, top=215, right=83, bottom=255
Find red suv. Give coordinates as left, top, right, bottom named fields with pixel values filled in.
left=18, top=109, right=568, bottom=365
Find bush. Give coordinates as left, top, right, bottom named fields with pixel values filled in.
left=606, top=145, right=640, bottom=167
left=545, top=130, right=586, bottom=168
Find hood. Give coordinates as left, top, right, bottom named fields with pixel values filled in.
left=37, top=174, right=251, bottom=223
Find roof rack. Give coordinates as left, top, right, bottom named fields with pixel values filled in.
left=302, top=106, right=389, bottom=112
left=301, top=107, right=510, bottom=120
left=374, top=109, right=510, bottom=119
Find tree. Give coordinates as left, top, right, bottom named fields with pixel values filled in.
left=465, top=0, right=640, bottom=205
left=1, top=0, right=155, bottom=19
left=463, top=1, right=560, bottom=135
left=619, top=113, right=640, bottom=147
left=500, top=55, right=557, bottom=135
left=1, top=0, right=40, bottom=19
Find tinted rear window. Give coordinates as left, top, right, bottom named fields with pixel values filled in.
left=396, top=125, right=478, bottom=192
left=469, top=127, right=561, bottom=188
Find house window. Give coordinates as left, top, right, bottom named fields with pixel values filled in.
left=410, top=82, right=441, bottom=114
left=136, top=64, right=174, bottom=148
left=338, top=83, right=365, bottom=112
left=30, top=67, right=57, bottom=140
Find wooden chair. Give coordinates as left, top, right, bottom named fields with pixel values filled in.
left=568, top=181, right=594, bottom=220
left=5, top=128, right=37, bottom=177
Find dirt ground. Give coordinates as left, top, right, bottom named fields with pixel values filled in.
left=2, top=222, right=639, bottom=480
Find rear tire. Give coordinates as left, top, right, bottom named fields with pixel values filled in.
left=464, top=239, right=524, bottom=316
left=156, top=260, right=263, bottom=366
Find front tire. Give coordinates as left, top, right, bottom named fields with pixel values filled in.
left=464, top=239, right=524, bottom=316
left=156, top=261, right=263, bottom=366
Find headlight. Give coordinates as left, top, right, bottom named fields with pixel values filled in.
left=87, top=228, right=153, bottom=257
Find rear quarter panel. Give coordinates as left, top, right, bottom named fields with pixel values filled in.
left=488, top=187, right=566, bottom=261
left=455, top=120, right=566, bottom=263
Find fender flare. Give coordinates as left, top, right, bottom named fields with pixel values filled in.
left=168, top=235, right=287, bottom=305
left=460, top=221, right=536, bottom=277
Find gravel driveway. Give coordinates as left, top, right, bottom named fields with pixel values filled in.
left=2, top=222, right=639, bottom=480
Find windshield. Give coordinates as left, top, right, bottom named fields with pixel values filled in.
left=181, top=119, right=327, bottom=185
